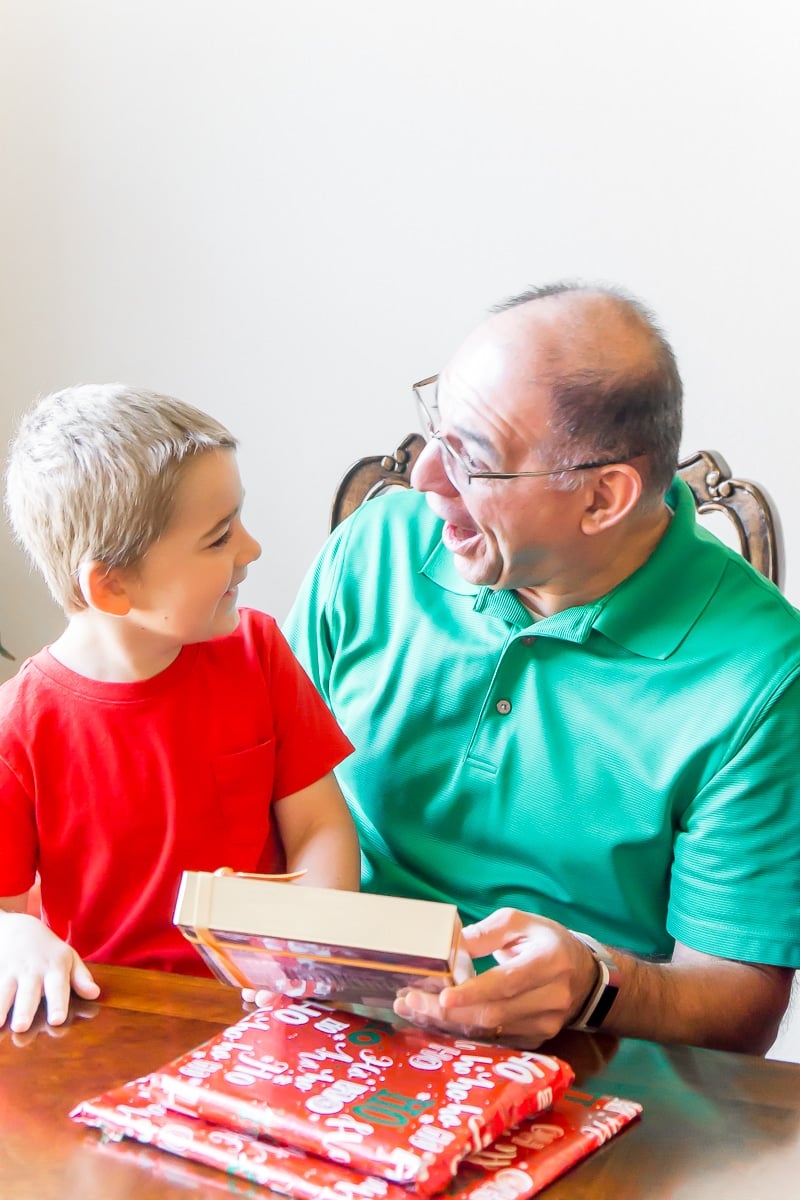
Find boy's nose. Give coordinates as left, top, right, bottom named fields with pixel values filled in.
left=240, top=528, right=262, bottom=564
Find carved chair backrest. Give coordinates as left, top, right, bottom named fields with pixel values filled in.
left=330, top=439, right=783, bottom=589
left=330, top=434, right=427, bottom=532
left=675, top=450, right=783, bottom=588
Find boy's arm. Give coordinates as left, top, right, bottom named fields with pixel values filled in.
left=273, top=772, right=361, bottom=891
left=0, top=897, right=100, bottom=1033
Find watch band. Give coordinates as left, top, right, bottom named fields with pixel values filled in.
left=567, top=931, right=621, bottom=1031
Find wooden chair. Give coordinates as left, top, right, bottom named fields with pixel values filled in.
left=675, top=450, right=783, bottom=588
left=331, top=439, right=784, bottom=589
left=331, top=434, right=426, bottom=532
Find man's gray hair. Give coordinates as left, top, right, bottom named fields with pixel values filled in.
left=5, top=383, right=237, bottom=612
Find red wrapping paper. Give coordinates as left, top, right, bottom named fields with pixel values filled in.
left=73, top=1076, right=409, bottom=1199
left=446, top=1091, right=642, bottom=1198
left=71, top=1078, right=641, bottom=1199
left=142, top=998, right=574, bottom=1193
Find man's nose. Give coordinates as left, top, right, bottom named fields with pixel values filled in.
left=410, top=439, right=459, bottom=496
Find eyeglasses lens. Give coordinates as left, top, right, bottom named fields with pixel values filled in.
left=414, top=380, right=469, bottom=487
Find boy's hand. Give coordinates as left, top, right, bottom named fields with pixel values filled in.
left=241, top=973, right=321, bottom=1007
left=0, top=912, right=100, bottom=1033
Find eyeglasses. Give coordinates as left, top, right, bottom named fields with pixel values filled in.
left=413, top=374, right=644, bottom=486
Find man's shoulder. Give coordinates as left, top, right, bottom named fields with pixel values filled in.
left=333, top=488, right=442, bottom=557
left=677, top=548, right=800, bottom=698
left=287, top=490, right=446, bottom=632
left=712, top=551, right=800, bottom=637
left=647, top=479, right=800, bottom=654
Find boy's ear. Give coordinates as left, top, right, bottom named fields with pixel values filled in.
left=77, top=561, right=132, bottom=616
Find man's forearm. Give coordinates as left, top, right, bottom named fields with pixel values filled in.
left=601, top=941, right=793, bottom=1054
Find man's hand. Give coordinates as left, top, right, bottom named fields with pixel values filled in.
left=393, top=907, right=793, bottom=1053
left=394, top=908, right=598, bottom=1044
left=0, top=911, right=100, bottom=1033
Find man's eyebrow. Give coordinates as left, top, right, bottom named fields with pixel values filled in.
left=451, top=424, right=495, bottom=455
left=202, top=504, right=241, bottom=540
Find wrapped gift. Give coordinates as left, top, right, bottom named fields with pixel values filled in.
left=446, top=1090, right=642, bottom=1199
left=72, top=1075, right=410, bottom=1199
left=72, top=1077, right=641, bottom=1200
left=144, top=997, right=574, bottom=1194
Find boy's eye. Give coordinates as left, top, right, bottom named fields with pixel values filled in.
left=209, top=529, right=233, bottom=548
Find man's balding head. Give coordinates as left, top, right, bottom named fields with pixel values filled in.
left=486, top=283, right=683, bottom=501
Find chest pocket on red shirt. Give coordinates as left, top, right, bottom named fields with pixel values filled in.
left=211, top=739, right=276, bottom=868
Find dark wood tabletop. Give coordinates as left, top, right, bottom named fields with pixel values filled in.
left=2, top=963, right=799, bottom=1199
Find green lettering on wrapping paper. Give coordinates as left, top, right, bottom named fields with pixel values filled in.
left=352, top=1089, right=434, bottom=1127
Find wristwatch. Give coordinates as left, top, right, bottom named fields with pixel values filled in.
left=567, top=931, right=621, bottom=1031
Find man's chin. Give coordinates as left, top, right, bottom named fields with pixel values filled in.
left=451, top=559, right=502, bottom=588
left=444, top=537, right=501, bottom=589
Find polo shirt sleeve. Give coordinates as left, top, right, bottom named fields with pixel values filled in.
left=284, top=523, right=349, bottom=705
left=0, top=756, right=38, bottom=897
left=264, top=617, right=353, bottom=802
left=668, top=669, right=800, bottom=967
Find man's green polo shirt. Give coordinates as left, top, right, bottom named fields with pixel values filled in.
left=286, top=480, right=800, bottom=966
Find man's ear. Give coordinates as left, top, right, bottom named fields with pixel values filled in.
left=580, top=464, right=643, bottom=535
left=77, top=561, right=132, bottom=615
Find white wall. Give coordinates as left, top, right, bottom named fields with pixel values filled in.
left=1, top=1, right=798, bottom=1056
left=3, top=0, right=800, bottom=661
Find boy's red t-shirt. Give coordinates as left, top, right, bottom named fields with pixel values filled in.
left=0, top=608, right=353, bottom=975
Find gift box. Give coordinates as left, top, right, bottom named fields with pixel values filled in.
left=72, top=1075, right=641, bottom=1200
left=73, top=1075, right=411, bottom=1200
left=141, top=997, right=574, bottom=1194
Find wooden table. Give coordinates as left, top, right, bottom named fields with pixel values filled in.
left=2, top=964, right=799, bottom=1199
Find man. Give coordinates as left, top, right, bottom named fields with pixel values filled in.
left=286, top=283, right=800, bottom=1053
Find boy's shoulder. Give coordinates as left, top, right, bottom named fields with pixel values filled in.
left=0, top=648, right=51, bottom=702
left=192, top=608, right=304, bottom=689
left=0, top=611, right=287, bottom=741
left=231, top=607, right=278, bottom=639
left=203, top=608, right=281, bottom=664
left=0, top=650, right=57, bottom=746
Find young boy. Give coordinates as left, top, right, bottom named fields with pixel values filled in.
left=0, top=384, right=360, bottom=1034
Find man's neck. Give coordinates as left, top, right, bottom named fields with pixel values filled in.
left=516, top=504, right=673, bottom=618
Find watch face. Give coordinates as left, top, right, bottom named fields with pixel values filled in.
left=587, top=978, right=620, bottom=1028
left=567, top=932, right=621, bottom=1031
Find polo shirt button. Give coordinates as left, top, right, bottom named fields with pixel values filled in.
left=521, top=636, right=535, bottom=645
left=496, top=699, right=512, bottom=715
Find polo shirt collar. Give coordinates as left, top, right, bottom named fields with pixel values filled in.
left=592, top=478, right=726, bottom=659
left=420, top=538, right=480, bottom=598
left=419, top=478, right=726, bottom=659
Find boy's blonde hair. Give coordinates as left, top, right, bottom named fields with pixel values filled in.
left=5, top=383, right=237, bottom=612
